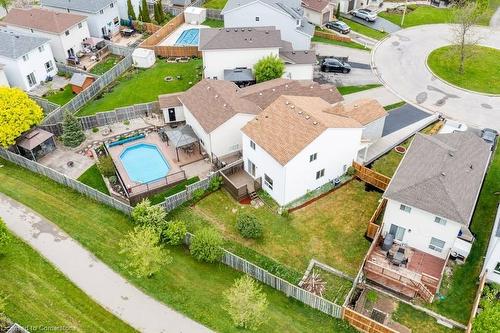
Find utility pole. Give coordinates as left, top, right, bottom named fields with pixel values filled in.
left=401, top=0, right=408, bottom=27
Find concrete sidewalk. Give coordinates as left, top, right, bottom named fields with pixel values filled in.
left=0, top=193, right=211, bottom=333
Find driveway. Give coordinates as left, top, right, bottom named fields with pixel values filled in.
left=0, top=193, right=211, bottom=333
left=343, top=14, right=401, bottom=33
left=382, top=104, right=431, bottom=136
left=372, top=24, right=500, bottom=131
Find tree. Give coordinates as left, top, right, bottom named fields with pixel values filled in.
left=0, top=218, right=10, bottom=254
left=61, top=111, right=85, bottom=147
left=97, top=156, right=116, bottom=177
left=140, top=0, right=151, bottom=23
left=0, top=87, right=43, bottom=148
left=472, top=283, right=500, bottom=332
left=223, top=275, right=268, bottom=330
left=157, top=0, right=166, bottom=24
left=163, top=220, right=187, bottom=245
left=154, top=1, right=161, bottom=24
left=119, top=226, right=171, bottom=278
left=451, top=1, right=483, bottom=74
left=253, top=55, right=285, bottom=83
left=236, top=214, right=263, bottom=239
left=131, top=199, right=166, bottom=230
left=127, top=0, right=136, bottom=20
left=0, top=0, right=12, bottom=14
left=189, top=228, right=223, bottom=263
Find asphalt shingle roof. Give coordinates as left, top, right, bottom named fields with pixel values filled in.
left=199, top=27, right=284, bottom=50
left=41, top=0, right=115, bottom=13
left=2, top=8, right=86, bottom=34
left=0, top=30, right=49, bottom=59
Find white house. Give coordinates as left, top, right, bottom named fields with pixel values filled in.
left=41, top=0, right=121, bottom=38
left=0, top=30, right=57, bottom=91
left=2, top=8, right=90, bottom=63
left=483, top=206, right=500, bottom=284
left=333, top=0, right=359, bottom=14
left=199, top=27, right=316, bottom=82
left=117, top=0, right=140, bottom=20
left=302, top=0, right=333, bottom=26
left=381, top=132, right=491, bottom=260
left=241, top=95, right=364, bottom=206
left=222, top=0, right=314, bottom=50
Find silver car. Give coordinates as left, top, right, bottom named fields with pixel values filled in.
left=351, top=8, right=377, bottom=22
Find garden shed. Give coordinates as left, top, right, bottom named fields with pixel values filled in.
left=132, top=48, right=156, bottom=68
left=184, top=6, right=206, bottom=25
left=70, top=73, right=95, bottom=94
left=16, top=128, right=56, bottom=161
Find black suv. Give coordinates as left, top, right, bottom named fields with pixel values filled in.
left=320, top=58, right=351, bottom=73
left=325, top=21, right=351, bottom=34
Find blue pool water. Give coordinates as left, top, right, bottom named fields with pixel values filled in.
left=119, top=143, right=170, bottom=184
left=175, top=28, right=200, bottom=46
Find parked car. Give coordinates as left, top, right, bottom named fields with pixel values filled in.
left=320, top=58, right=351, bottom=73
left=480, top=128, right=498, bottom=149
left=351, top=8, right=378, bottom=22
left=325, top=21, right=351, bottom=34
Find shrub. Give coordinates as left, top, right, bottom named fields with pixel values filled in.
left=131, top=199, right=166, bottom=230
left=223, top=275, right=269, bottom=330
left=97, top=156, right=116, bottom=177
left=189, top=228, right=223, bottom=263
left=191, top=188, right=205, bottom=203
left=61, top=111, right=85, bottom=147
left=123, top=120, right=130, bottom=126
left=108, top=175, right=118, bottom=184
left=346, top=166, right=356, bottom=176
left=0, top=218, right=10, bottom=253
left=253, top=55, right=285, bottom=83
left=163, top=220, right=187, bottom=246
left=92, top=127, right=99, bottom=133
left=236, top=214, right=263, bottom=239
left=208, top=176, right=222, bottom=192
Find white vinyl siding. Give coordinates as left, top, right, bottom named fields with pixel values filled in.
left=429, top=237, right=445, bottom=253
left=400, top=204, right=411, bottom=213
left=434, top=216, right=447, bottom=226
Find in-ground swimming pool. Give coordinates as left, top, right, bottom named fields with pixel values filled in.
left=119, top=143, right=170, bottom=183
left=175, top=28, right=200, bottom=46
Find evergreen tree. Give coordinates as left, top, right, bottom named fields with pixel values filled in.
left=127, top=0, right=136, bottom=20
left=61, top=111, right=85, bottom=148
left=158, top=0, right=166, bottom=23
left=138, top=4, right=142, bottom=21
left=336, top=3, right=341, bottom=19
left=154, top=1, right=161, bottom=24
left=141, top=0, right=151, bottom=23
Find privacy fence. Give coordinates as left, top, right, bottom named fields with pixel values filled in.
left=190, top=0, right=224, bottom=19
left=40, top=102, right=159, bottom=136
left=29, top=94, right=60, bottom=114
left=314, top=30, right=353, bottom=43
left=0, top=149, right=132, bottom=215
left=158, top=175, right=213, bottom=211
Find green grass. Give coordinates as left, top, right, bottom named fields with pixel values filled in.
left=171, top=182, right=381, bottom=276
left=0, top=231, right=135, bottom=333
left=0, top=158, right=356, bottom=333
left=77, top=59, right=203, bottom=116
left=393, top=303, right=462, bottom=333
left=203, top=0, right=228, bottom=9
left=312, top=36, right=371, bottom=51
left=77, top=164, right=109, bottom=195
left=427, top=45, right=500, bottom=94
left=337, top=84, right=382, bottom=95
left=201, top=18, right=224, bottom=28
left=341, top=18, right=388, bottom=40
left=90, top=55, right=123, bottom=75
left=148, top=176, right=200, bottom=205
left=384, top=101, right=406, bottom=111
left=315, top=269, right=353, bottom=305
left=44, top=85, right=74, bottom=106
left=426, top=147, right=500, bottom=323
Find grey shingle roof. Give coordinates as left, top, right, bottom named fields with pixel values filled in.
left=41, top=0, right=115, bottom=13
left=0, top=30, right=49, bottom=59
left=199, top=27, right=284, bottom=50
left=279, top=41, right=315, bottom=64
left=384, top=131, right=491, bottom=225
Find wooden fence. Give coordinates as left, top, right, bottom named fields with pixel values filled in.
left=314, top=30, right=352, bottom=42
left=352, top=162, right=391, bottom=191
left=135, top=21, right=162, bottom=34
left=466, top=272, right=487, bottom=332
left=140, top=13, right=185, bottom=48
left=343, top=307, right=399, bottom=333
left=0, top=149, right=132, bottom=215
left=154, top=46, right=202, bottom=58
left=366, top=199, right=387, bottom=239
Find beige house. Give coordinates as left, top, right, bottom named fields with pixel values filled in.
left=302, top=0, right=333, bottom=26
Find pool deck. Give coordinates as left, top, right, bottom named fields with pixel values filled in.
left=158, top=23, right=209, bottom=46
left=107, top=132, right=182, bottom=192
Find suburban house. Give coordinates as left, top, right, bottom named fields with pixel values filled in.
left=117, top=0, right=140, bottom=20
left=158, top=78, right=344, bottom=161
left=0, top=30, right=57, bottom=91
left=334, top=0, right=359, bottom=13
left=364, top=131, right=491, bottom=301
left=302, top=0, right=333, bottom=26
left=241, top=95, right=363, bottom=206
left=222, top=0, right=314, bottom=50
left=2, top=8, right=91, bottom=63
left=41, top=0, right=121, bottom=38
left=199, top=27, right=316, bottom=83
left=483, top=206, right=500, bottom=284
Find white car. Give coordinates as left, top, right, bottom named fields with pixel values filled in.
left=439, top=119, right=468, bottom=134
left=351, top=8, right=378, bottom=22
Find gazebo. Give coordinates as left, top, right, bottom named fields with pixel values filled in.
left=16, top=128, right=56, bottom=161
left=165, top=125, right=202, bottom=162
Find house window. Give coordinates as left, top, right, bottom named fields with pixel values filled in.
left=264, top=174, right=273, bottom=190
left=22, top=54, right=29, bottom=61
left=400, top=204, right=411, bottom=213
left=78, top=22, right=82, bottom=29
left=494, top=262, right=500, bottom=274
left=255, top=16, right=260, bottom=21
left=429, top=237, right=445, bottom=253
left=434, top=216, right=447, bottom=226
left=114, top=17, right=119, bottom=26
left=389, top=224, right=406, bottom=241
left=45, top=60, right=54, bottom=73
left=250, top=140, right=256, bottom=150
left=309, top=153, right=317, bottom=162
left=213, top=76, right=217, bottom=80
left=38, top=45, right=45, bottom=52
left=110, top=2, right=114, bottom=8
left=316, top=169, right=325, bottom=179
left=65, top=30, right=70, bottom=36
left=26, top=73, right=37, bottom=87
left=100, top=9, right=104, bottom=14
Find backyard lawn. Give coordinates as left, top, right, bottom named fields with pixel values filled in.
left=203, top=0, right=228, bottom=9
left=90, top=55, right=123, bottom=75
left=392, top=302, right=462, bottom=333
left=337, top=84, right=382, bottom=95
left=44, top=85, right=74, bottom=106
left=201, top=18, right=224, bottom=28
left=0, top=231, right=135, bottom=333
left=172, top=180, right=381, bottom=276
left=77, top=164, right=109, bottom=195
left=0, top=158, right=356, bottom=333
left=341, top=18, right=388, bottom=40
left=312, top=36, right=371, bottom=51
left=148, top=176, right=199, bottom=205
left=77, top=59, right=203, bottom=116
left=427, top=45, right=500, bottom=94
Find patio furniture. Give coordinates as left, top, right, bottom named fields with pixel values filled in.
left=121, top=28, right=135, bottom=37
left=166, top=125, right=202, bottom=162
left=391, top=247, right=406, bottom=266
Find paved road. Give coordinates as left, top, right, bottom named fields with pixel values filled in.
left=0, top=194, right=211, bottom=333
left=344, top=14, right=401, bottom=33
left=372, top=24, right=500, bottom=131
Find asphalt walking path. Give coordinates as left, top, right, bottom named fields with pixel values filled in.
left=0, top=193, right=212, bottom=333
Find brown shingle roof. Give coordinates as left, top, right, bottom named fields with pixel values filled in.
left=158, top=93, right=182, bottom=108
left=178, top=79, right=261, bottom=133
left=199, top=26, right=283, bottom=50
left=384, top=132, right=491, bottom=225
left=302, top=0, right=331, bottom=12
left=241, top=95, right=361, bottom=165
left=2, top=8, right=86, bottom=34
left=327, top=99, right=387, bottom=125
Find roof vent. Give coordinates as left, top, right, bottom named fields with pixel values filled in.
left=285, top=84, right=289, bottom=88
left=226, top=29, right=229, bottom=32
left=272, top=88, right=275, bottom=92
left=259, top=92, right=263, bottom=95
left=248, top=28, right=252, bottom=31
left=313, top=121, right=318, bottom=125
left=207, top=86, right=211, bottom=90
left=265, top=30, right=269, bottom=34
left=215, top=94, right=219, bottom=98
left=290, top=105, right=295, bottom=109
left=310, top=85, right=314, bottom=89
left=298, top=111, right=303, bottom=114
left=223, top=103, right=227, bottom=107
left=292, top=51, right=295, bottom=54
left=441, top=172, right=446, bottom=177
left=241, top=28, right=245, bottom=32
left=234, top=29, right=238, bottom=32
left=305, top=115, right=310, bottom=120
left=285, top=101, right=290, bottom=105
left=353, top=104, right=359, bottom=108
left=470, top=164, right=473, bottom=170
left=448, top=151, right=454, bottom=157
left=329, top=88, right=333, bottom=92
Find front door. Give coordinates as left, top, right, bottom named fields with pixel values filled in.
left=389, top=224, right=406, bottom=242
left=247, top=159, right=256, bottom=177
left=67, top=48, right=75, bottom=57
left=167, top=108, right=176, bottom=122
left=101, top=26, right=108, bottom=37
